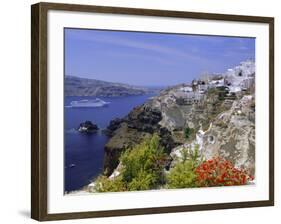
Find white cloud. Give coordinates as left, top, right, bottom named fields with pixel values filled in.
left=67, top=30, right=206, bottom=62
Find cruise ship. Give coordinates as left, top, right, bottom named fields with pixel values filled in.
left=70, top=98, right=110, bottom=108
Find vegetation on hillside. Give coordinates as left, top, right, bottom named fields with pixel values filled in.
left=167, top=145, right=201, bottom=189
left=93, top=135, right=253, bottom=193
left=195, top=157, right=254, bottom=187
left=184, top=126, right=195, bottom=140
left=94, top=134, right=167, bottom=192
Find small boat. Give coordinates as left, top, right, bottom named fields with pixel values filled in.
left=70, top=98, right=110, bottom=108
left=69, top=164, right=76, bottom=168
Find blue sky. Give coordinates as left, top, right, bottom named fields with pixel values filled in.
left=65, top=28, right=255, bottom=86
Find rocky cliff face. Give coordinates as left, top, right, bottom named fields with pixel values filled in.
left=103, top=87, right=232, bottom=176
left=104, top=105, right=177, bottom=175
left=103, top=60, right=256, bottom=177
left=201, top=95, right=255, bottom=175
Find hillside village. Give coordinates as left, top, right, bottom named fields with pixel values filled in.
left=154, top=60, right=256, bottom=175
left=105, top=60, right=255, bottom=174
left=163, top=60, right=255, bottom=107
left=71, top=60, right=256, bottom=193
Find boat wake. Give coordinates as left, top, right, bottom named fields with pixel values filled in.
left=65, top=128, right=78, bottom=134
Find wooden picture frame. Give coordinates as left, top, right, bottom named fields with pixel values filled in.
left=31, top=2, right=274, bottom=221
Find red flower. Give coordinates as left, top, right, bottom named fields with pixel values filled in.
left=195, top=157, right=253, bottom=187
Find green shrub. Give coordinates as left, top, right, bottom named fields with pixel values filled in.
left=127, top=169, right=157, bottom=191
left=167, top=160, right=197, bottom=188
left=184, top=127, right=194, bottom=140
left=167, top=145, right=201, bottom=189
left=93, top=175, right=126, bottom=192
left=121, top=134, right=166, bottom=189
left=94, top=134, right=167, bottom=192
left=207, top=87, right=219, bottom=96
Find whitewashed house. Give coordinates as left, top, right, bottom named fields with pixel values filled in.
left=179, top=86, right=193, bottom=92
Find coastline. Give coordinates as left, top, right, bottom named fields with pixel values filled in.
left=64, top=94, right=157, bottom=192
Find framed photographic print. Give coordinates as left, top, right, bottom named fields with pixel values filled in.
left=31, top=2, right=274, bottom=221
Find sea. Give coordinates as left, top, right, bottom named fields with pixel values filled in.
left=64, top=94, right=155, bottom=192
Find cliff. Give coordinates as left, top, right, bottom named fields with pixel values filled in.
left=104, top=105, right=177, bottom=175
left=201, top=95, right=255, bottom=174
left=103, top=60, right=256, bottom=177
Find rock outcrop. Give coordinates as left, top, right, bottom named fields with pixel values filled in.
left=169, top=94, right=255, bottom=176
left=78, top=121, right=99, bottom=133
left=201, top=95, right=255, bottom=175
left=103, top=105, right=177, bottom=176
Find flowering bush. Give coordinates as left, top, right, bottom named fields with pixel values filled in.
left=195, top=157, right=254, bottom=187
left=94, top=140, right=254, bottom=192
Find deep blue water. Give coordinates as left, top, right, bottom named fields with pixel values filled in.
left=64, top=94, right=154, bottom=192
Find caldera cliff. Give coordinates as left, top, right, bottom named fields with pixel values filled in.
left=103, top=60, right=256, bottom=177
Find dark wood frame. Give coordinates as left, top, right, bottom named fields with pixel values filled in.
left=31, top=2, right=274, bottom=221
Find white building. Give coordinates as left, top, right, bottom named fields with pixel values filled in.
left=209, top=78, right=225, bottom=87
left=225, top=60, right=255, bottom=91
left=179, top=86, right=193, bottom=92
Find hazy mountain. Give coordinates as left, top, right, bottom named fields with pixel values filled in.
left=65, top=76, right=151, bottom=97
